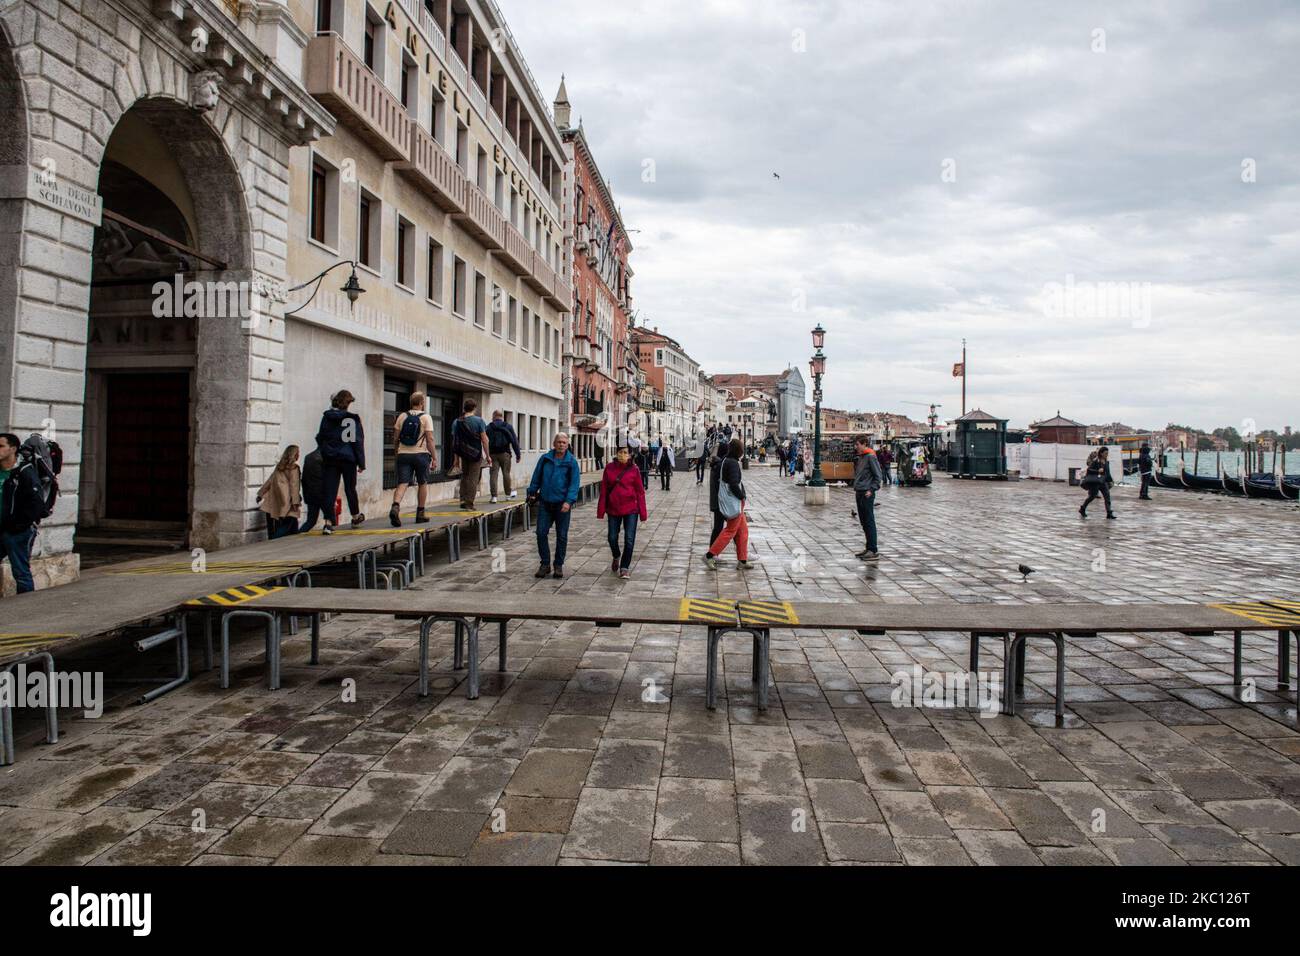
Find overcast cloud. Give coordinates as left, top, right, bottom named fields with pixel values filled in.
left=500, top=0, right=1300, bottom=431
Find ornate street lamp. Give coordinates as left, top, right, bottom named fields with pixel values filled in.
left=284, top=260, right=365, bottom=316
left=808, top=326, right=827, bottom=487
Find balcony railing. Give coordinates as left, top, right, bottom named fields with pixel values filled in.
left=550, top=271, right=572, bottom=311
left=398, top=121, right=465, bottom=212
left=305, top=34, right=409, bottom=161
left=500, top=222, right=532, bottom=275
left=456, top=183, right=505, bottom=250
left=525, top=250, right=554, bottom=296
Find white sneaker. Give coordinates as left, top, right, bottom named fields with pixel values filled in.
left=508, top=491, right=518, bottom=499
left=490, top=496, right=498, bottom=504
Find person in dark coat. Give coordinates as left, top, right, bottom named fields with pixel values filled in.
left=1138, top=443, right=1153, bottom=500
left=1080, top=446, right=1116, bottom=519
left=316, top=389, right=366, bottom=534
left=0, top=433, right=47, bottom=593
left=852, top=436, right=883, bottom=560
left=707, top=442, right=726, bottom=553
left=299, top=448, right=326, bottom=534
left=704, top=437, right=750, bottom=569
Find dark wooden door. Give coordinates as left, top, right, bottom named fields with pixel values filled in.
left=105, top=371, right=190, bottom=521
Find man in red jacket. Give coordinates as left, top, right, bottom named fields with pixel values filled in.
left=597, top=445, right=649, bottom=578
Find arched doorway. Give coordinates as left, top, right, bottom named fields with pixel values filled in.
left=0, top=22, right=26, bottom=424
left=76, top=97, right=252, bottom=556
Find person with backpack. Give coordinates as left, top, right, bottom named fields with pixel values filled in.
left=450, top=399, right=489, bottom=511
left=299, top=447, right=326, bottom=534
left=597, top=444, right=648, bottom=578
left=853, top=435, right=883, bottom=560
left=635, top=442, right=651, bottom=490
left=387, top=392, right=438, bottom=527
left=527, top=432, right=581, bottom=579
left=704, top=437, right=751, bottom=570
left=258, top=445, right=303, bottom=539
left=0, top=433, right=48, bottom=594
left=656, top=442, right=676, bottom=491
left=1080, top=446, right=1117, bottom=519
left=486, top=410, right=522, bottom=504
left=316, top=390, right=365, bottom=535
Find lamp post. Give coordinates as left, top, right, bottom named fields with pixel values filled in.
left=284, top=260, right=365, bottom=316
left=808, top=324, right=827, bottom=487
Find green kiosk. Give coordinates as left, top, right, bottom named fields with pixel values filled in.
left=947, top=409, right=1008, bottom=479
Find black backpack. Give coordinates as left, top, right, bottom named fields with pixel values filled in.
left=398, top=411, right=425, bottom=447
left=453, top=418, right=483, bottom=461
left=19, top=434, right=60, bottom=520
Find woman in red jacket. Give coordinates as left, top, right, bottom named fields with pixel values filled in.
left=597, top=444, right=649, bottom=578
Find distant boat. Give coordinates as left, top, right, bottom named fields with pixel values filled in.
left=1149, top=465, right=1300, bottom=500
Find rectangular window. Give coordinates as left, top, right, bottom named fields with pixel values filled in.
left=521, top=306, right=530, bottom=350
left=430, top=86, right=446, bottom=145
left=507, top=296, right=517, bottom=342
left=310, top=161, right=326, bottom=243
left=455, top=121, right=468, bottom=171
left=533, top=314, right=541, bottom=355
left=315, top=0, right=335, bottom=34
left=453, top=256, right=467, bottom=316
left=396, top=216, right=413, bottom=289
left=494, top=169, right=504, bottom=210
left=476, top=147, right=488, bottom=190
left=363, top=7, right=385, bottom=76
left=358, top=190, right=381, bottom=269
left=474, top=272, right=486, bottom=327
left=491, top=283, right=503, bottom=336
left=401, top=53, right=418, bottom=116
left=426, top=239, right=443, bottom=303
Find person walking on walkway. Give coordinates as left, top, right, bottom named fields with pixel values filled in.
left=598, top=444, right=648, bottom=579
left=316, top=390, right=365, bottom=535
left=450, top=399, right=489, bottom=511
left=853, top=435, right=883, bottom=560
left=656, top=442, right=676, bottom=490
left=1138, top=442, right=1153, bottom=500
left=487, top=410, right=521, bottom=504
left=878, top=445, right=894, bottom=486
left=706, top=438, right=726, bottom=554
left=299, top=447, right=326, bottom=534
left=258, top=445, right=303, bottom=539
left=694, top=435, right=708, bottom=485
left=0, top=433, right=46, bottom=594
left=635, top=442, right=651, bottom=490
left=704, top=437, right=750, bottom=570
left=1080, top=446, right=1116, bottom=519
left=777, top=441, right=788, bottom=476
left=528, top=432, right=581, bottom=579
left=388, top=392, right=437, bottom=527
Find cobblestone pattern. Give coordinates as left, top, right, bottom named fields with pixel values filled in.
left=2, top=471, right=1300, bottom=865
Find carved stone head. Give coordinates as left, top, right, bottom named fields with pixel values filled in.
left=190, top=70, right=221, bottom=112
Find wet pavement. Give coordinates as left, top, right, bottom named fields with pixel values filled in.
left=3, top=467, right=1300, bottom=865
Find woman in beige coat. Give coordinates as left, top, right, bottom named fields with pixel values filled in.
left=258, top=445, right=303, bottom=538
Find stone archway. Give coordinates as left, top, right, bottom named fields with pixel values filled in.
left=80, top=95, right=256, bottom=553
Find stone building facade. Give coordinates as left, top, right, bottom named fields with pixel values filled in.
left=0, top=0, right=570, bottom=589
left=554, top=78, right=632, bottom=469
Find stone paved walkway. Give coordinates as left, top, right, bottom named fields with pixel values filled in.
left=3, top=468, right=1300, bottom=865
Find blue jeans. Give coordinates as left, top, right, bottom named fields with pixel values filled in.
left=536, top=502, right=571, bottom=568
left=607, top=514, right=639, bottom=570
left=2, top=528, right=36, bottom=593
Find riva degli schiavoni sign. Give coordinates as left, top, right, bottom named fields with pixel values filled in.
left=27, top=164, right=103, bottom=226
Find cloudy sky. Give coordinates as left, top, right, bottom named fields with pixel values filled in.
left=500, top=0, right=1300, bottom=432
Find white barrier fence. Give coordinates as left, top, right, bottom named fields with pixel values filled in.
left=1005, top=443, right=1125, bottom=482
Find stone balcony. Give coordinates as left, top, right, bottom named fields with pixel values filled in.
left=398, top=122, right=466, bottom=213
left=454, top=183, right=506, bottom=251
left=501, top=222, right=533, bottom=276
left=304, top=33, right=409, bottom=161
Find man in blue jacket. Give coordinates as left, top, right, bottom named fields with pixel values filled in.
left=527, top=432, right=581, bottom=579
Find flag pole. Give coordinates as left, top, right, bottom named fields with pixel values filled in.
left=961, top=338, right=967, bottom=415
